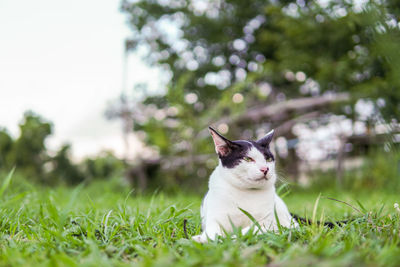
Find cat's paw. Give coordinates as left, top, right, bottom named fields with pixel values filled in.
left=192, top=234, right=207, bottom=243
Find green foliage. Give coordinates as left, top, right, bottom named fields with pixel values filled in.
left=351, top=149, right=400, bottom=191
left=305, top=150, right=400, bottom=192
left=0, top=129, right=13, bottom=169
left=122, top=0, right=400, bottom=116
left=82, top=151, right=125, bottom=181
left=48, top=144, right=86, bottom=185
left=7, top=111, right=52, bottom=180
left=121, top=0, right=400, bottom=187
left=0, top=112, right=125, bottom=186
left=0, top=174, right=400, bottom=266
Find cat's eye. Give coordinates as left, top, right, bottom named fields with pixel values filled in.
left=266, top=158, right=273, bottom=162
left=244, top=157, right=254, bottom=162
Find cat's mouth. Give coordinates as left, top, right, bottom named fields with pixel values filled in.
left=253, top=175, right=269, bottom=182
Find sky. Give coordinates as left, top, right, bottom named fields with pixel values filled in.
left=0, top=0, right=163, bottom=159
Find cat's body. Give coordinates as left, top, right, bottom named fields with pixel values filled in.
left=192, top=127, right=297, bottom=243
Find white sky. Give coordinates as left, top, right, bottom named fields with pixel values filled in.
left=0, top=0, right=164, bottom=159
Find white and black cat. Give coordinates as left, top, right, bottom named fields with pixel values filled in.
left=192, top=127, right=298, bottom=243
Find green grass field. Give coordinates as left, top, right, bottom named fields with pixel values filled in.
left=1, top=173, right=400, bottom=267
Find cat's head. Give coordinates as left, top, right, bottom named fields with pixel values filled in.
left=209, top=126, right=276, bottom=189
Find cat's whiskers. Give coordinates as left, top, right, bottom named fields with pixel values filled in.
left=275, top=169, right=290, bottom=183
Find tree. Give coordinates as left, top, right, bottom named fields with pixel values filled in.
left=122, top=0, right=400, bottom=117
left=120, top=0, right=400, bottom=187
left=0, top=111, right=126, bottom=185
left=49, top=144, right=85, bottom=185
left=82, top=151, right=125, bottom=181
left=7, top=111, right=53, bottom=180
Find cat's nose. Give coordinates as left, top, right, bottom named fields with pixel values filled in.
left=260, top=167, right=269, bottom=175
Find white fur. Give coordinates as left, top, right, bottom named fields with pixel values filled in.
left=192, top=146, right=298, bottom=243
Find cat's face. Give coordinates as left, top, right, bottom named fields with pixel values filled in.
left=209, top=126, right=276, bottom=189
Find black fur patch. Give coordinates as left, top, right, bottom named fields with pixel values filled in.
left=251, top=141, right=275, bottom=162
left=219, top=140, right=274, bottom=168
left=218, top=140, right=251, bottom=168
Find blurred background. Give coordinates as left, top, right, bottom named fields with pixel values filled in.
left=1, top=0, right=399, bottom=193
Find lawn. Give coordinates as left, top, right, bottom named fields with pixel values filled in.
left=0, top=173, right=400, bottom=267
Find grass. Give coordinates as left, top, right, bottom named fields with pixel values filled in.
left=0, top=173, right=400, bottom=266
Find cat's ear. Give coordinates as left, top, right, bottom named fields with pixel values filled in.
left=257, top=129, right=274, bottom=147
left=209, top=126, right=237, bottom=156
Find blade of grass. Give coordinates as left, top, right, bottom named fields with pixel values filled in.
left=355, top=200, right=367, bottom=213
left=312, top=193, right=321, bottom=225
left=0, top=167, right=15, bottom=198
left=322, top=196, right=363, bottom=214
left=276, top=183, right=288, bottom=195
left=239, top=207, right=263, bottom=233
left=277, top=183, right=291, bottom=199
left=274, top=206, right=283, bottom=234
left=103, top=210, right=113, bottom=240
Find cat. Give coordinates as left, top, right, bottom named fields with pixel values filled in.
left=192, top=126, right=298, bottom=243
